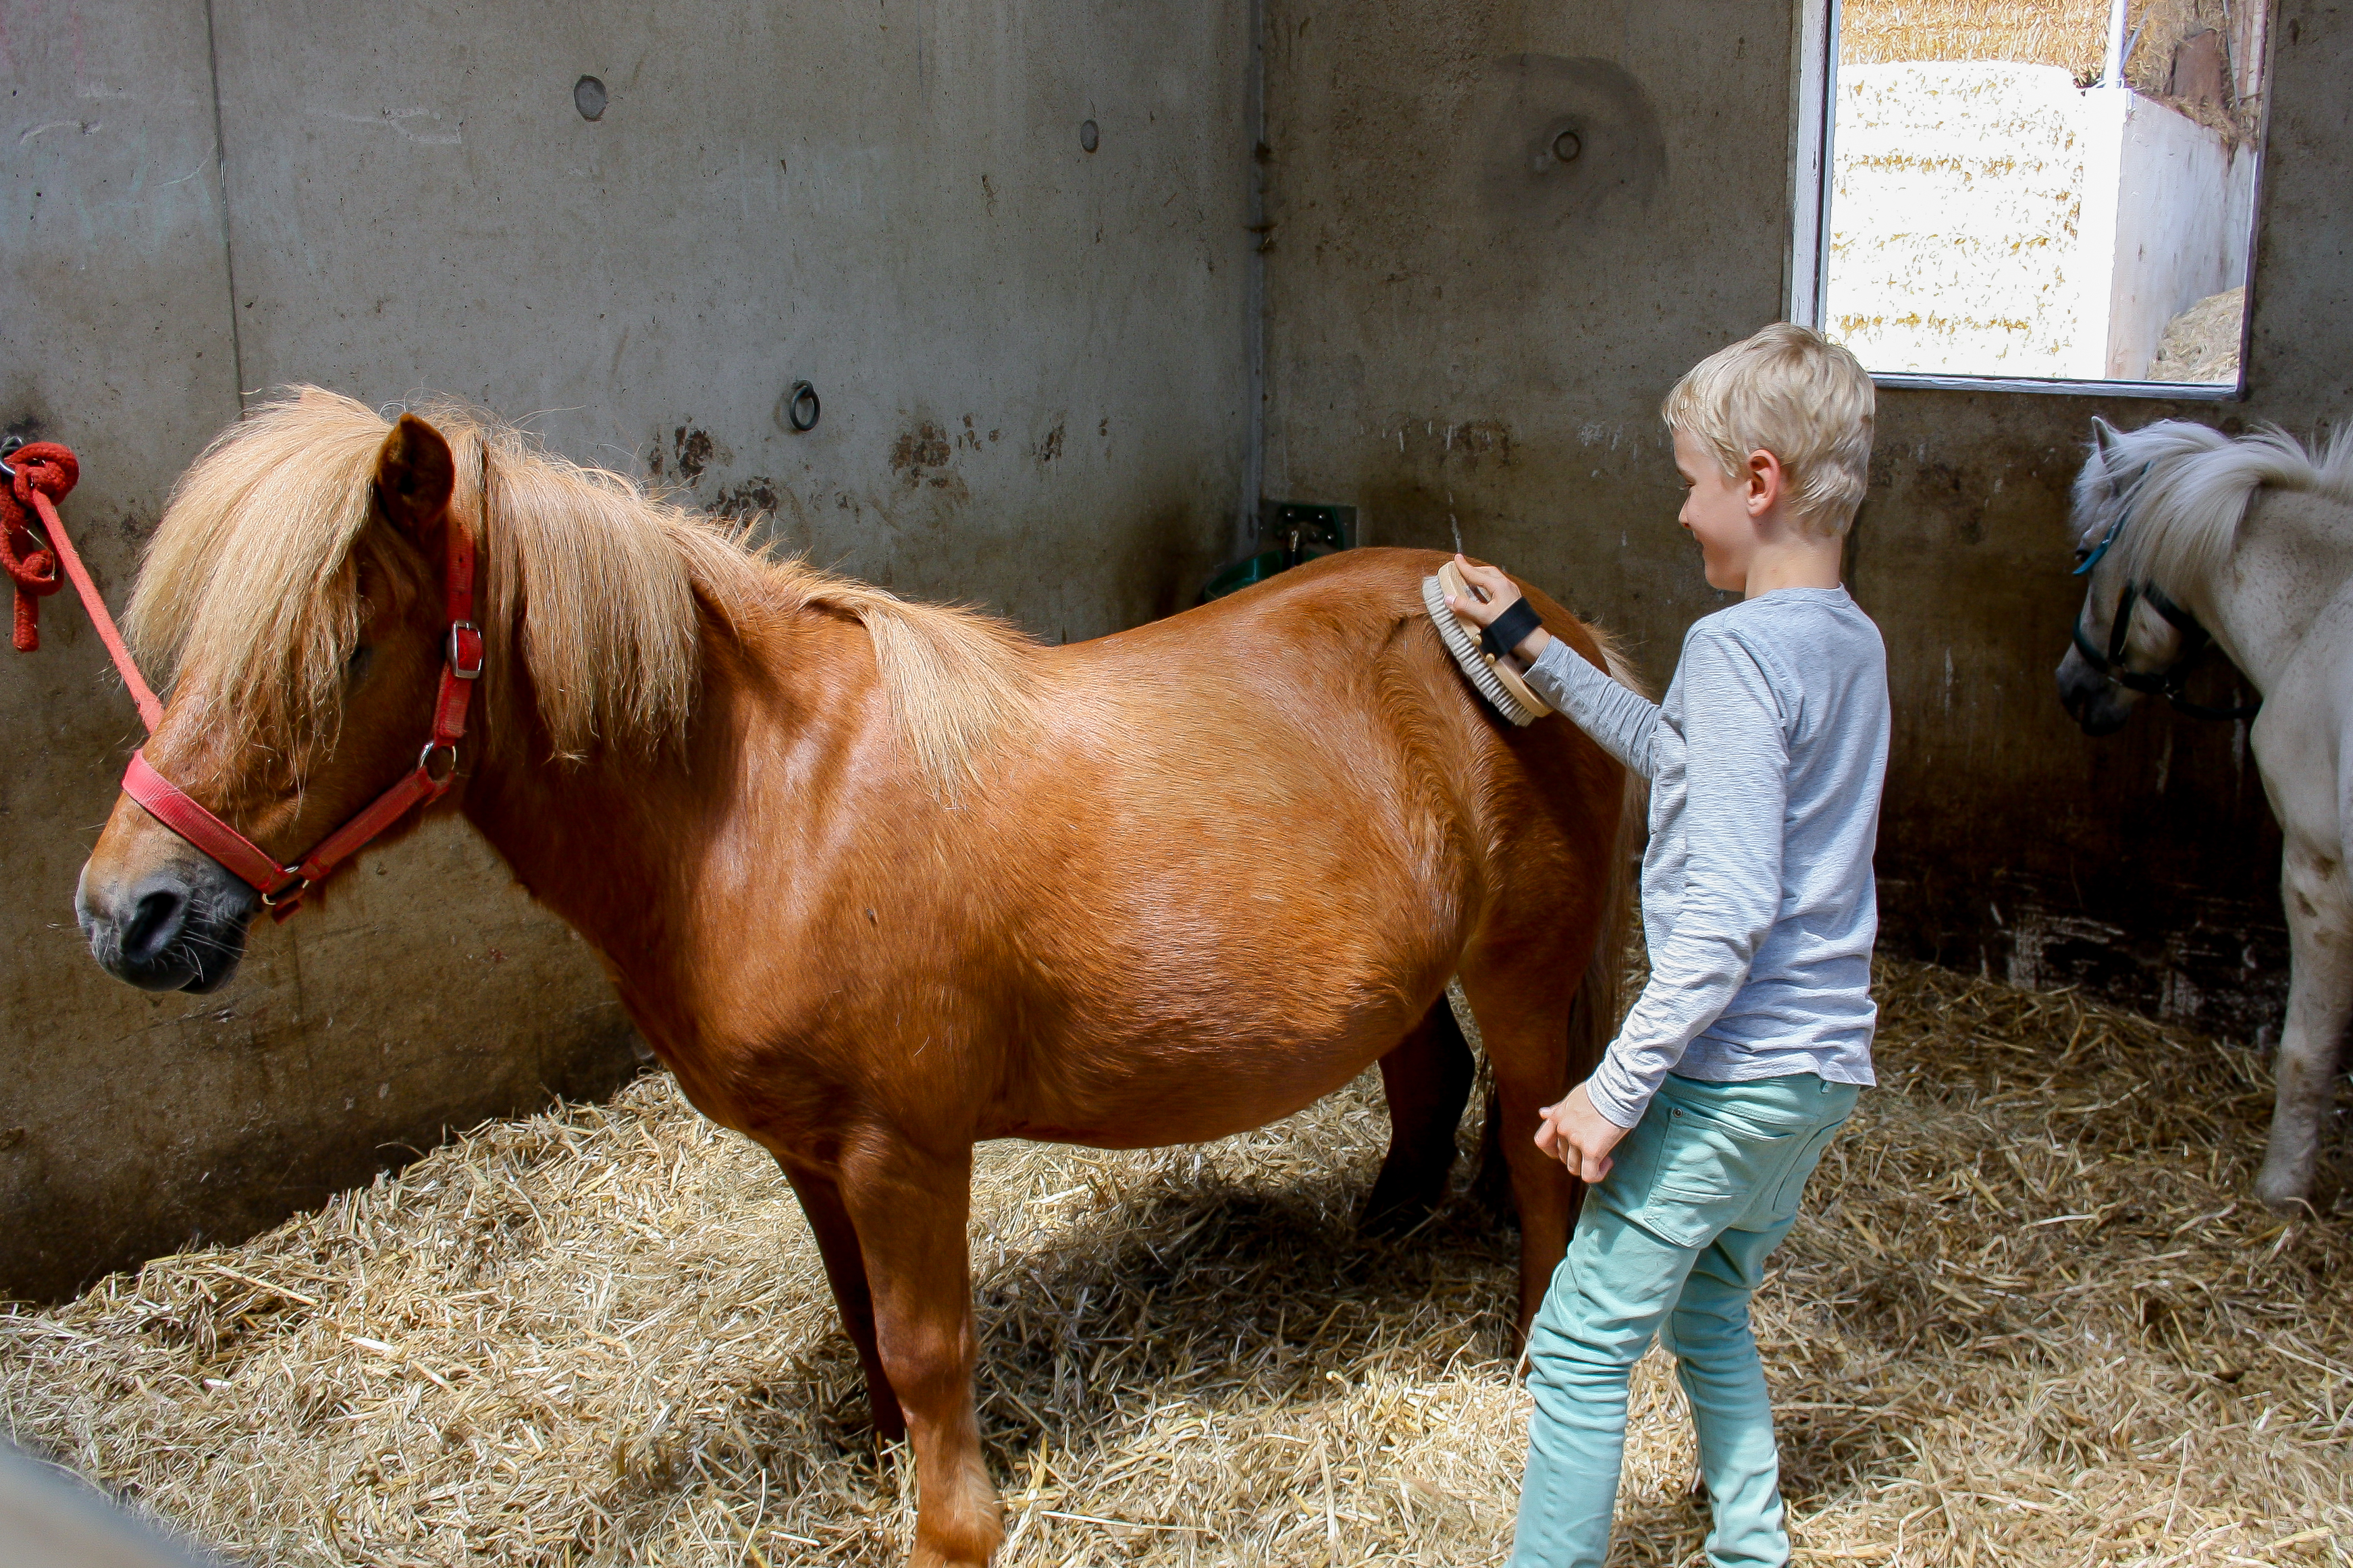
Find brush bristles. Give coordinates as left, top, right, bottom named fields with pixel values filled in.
left=1422, top=575, right=1543, bottom=726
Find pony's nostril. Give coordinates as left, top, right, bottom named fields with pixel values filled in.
left=122, top=887, right=189, bottom=963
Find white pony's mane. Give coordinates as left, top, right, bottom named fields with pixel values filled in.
left=2077, top=418, right=2353, bottom=591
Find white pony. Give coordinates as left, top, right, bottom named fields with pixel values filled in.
left=2058, top=416, right=2353, bottom=1210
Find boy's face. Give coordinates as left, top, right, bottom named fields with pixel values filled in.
left=1672, top=429, right=1767, bottom=593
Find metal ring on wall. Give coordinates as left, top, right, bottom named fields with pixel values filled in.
left=786, top=381, right=821, bottom=433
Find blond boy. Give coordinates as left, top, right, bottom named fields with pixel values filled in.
left=1446, top=323, right=1887, bottom=1568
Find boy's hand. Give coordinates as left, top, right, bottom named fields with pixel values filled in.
left=1443, top=555, right=1552, bottom=661
left=1534, top=1082, right=1629, bottom=1183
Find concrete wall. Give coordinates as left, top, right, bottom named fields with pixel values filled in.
left=1263, top=0, right=2348, bottom=1042
left=2, top=0, right=1251, bottom=1299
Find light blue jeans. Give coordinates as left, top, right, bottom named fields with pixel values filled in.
left=1510, top=1072, right=1858, bottom=1568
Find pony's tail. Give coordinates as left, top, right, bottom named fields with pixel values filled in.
left=1472, top=624, right=1649, bottom=1220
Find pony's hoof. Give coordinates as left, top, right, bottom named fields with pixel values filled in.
left=1356, top=1192, right=1442, bottom=1241
left=911, top=1544, right=994, bottom=1568
left=2255, top=1166, right=2312, bottom=1213
left=910, top=1507, right=1003, bottom=1567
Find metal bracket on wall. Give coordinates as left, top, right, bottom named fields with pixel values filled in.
left=1200, top=501, right=1357, bottom=601
left=1260, top=500, right=1354, bottom=559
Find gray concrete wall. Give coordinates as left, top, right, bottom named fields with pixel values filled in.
left=2, top=0, right=1251, bottom=1299
left=1259, top=0, right=2347, bottom=1043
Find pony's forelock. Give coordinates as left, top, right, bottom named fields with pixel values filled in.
left=128, top=387, right=1036, bottom=790
left=128, top=389, right=423, bottom=771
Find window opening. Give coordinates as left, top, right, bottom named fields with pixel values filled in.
left=1798, top=0, right=2269, bottom=395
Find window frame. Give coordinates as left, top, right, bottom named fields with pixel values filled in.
left=1787, top=0, right=2264, bottom=402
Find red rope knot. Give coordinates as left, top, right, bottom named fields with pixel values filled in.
left=3, top=441, right=81, bottom=652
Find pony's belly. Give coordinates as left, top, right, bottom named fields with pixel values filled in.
left=988, top=1042, right=1379, bottom=1149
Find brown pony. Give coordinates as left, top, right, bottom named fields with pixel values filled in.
left=77, top=391, right=1638, bottom=1567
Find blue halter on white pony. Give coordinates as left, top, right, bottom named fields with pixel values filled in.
left=2057, top=415, right=2353, bottom=1211
left=2066, top=433, right=2258, bottom=724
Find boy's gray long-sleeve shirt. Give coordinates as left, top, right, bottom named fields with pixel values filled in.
left=1524, top=586, right=1889, bottom=1128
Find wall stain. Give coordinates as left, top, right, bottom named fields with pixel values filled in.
left=646, top=426, right=733, bottom=486
left=1439, top=420, right=1514, bottom=470
left=889, top=421, right=968, bottom=498
left=711, top=476, right=781, bottom=518
left=1032, top=420, right=1066, bottom=466
left=673, top=427, right=718, bottom=483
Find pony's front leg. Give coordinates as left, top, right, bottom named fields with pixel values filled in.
left=2256, top=844, right=2353, bottom=1210
left=839, top=1139, right=1001, bottom=1568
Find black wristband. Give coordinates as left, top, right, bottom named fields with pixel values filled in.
left=1481, top=599, right=1543, bottom=661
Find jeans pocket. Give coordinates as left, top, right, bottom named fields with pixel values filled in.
left=1632, top=1106, right=1797, bottom=1248
left=1755, top=1116, right=1850, bottom=1226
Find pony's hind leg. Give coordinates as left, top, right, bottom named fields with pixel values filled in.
left=1361, top=992, right=1478, bottom=1235
left=1456, top=959, right=1583, bottom=1348
left=778, top=1160, right=906, bottom=1442
left=1471, top=943, right=1615, bottom=1222
left=2256, top=846, right=2353, bottom=1210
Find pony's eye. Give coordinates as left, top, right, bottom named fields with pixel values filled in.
left=347, top=645, right=375, bottom=684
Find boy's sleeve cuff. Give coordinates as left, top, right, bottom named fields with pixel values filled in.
left=1583, top=1066, right=1647, bottom=1130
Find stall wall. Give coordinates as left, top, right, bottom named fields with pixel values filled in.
left=1262, top=0, right=2348, bottom=1042
left=1, top=0, right=1251, bottom=1299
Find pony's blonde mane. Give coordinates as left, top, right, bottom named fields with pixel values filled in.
left=2076, top=418, right=2353, bottom=591
left=129, top=387, right=1036, bottom=790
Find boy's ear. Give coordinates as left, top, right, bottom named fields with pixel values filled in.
left=375, top=414, right=456, bottom=545
left=1746, top=447, right=1787, bottom=518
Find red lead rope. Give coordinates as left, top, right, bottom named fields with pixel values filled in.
left=4, top=443, right=165, bottom=728
left=5, top=441, right=483, bottom=919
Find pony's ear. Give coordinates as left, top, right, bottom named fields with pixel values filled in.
left=375, top=414, right=456, bottom=542
left=2090, top=415, right=2119, bottom=461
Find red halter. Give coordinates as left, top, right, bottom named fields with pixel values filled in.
left=5, top=441, right=482, bottom=921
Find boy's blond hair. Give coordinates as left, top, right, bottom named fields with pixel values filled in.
left=1662, top=323, right=1875, bottom=537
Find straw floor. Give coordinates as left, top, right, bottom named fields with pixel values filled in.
left=3, top=956, right=2348, bottom=1566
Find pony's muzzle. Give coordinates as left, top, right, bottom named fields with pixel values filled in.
left=2055, top=645, right=2135, bottom=737
left=77, top=850, right=257, bottom=994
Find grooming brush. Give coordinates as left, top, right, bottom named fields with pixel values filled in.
left=1423, top=560, right=1552, bottom=726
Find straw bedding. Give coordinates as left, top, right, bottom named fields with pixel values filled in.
left=3, top=956, right=2347, bottom=1565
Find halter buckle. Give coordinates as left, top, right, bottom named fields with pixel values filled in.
left=446, top=621, right=483, bottom=680
left=260, top=875, right=310, bottom=911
